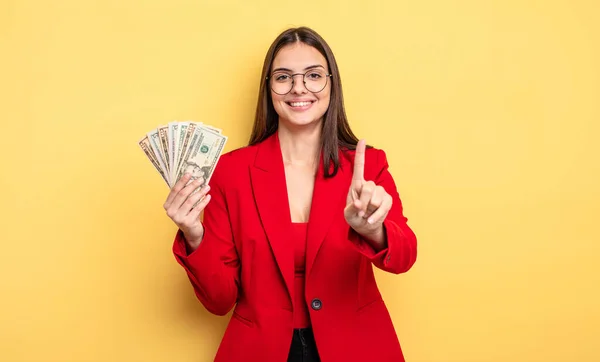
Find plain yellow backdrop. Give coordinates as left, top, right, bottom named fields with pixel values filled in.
left=1, top=0, right=599, bottom=361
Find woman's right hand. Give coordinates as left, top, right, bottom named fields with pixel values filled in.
left=163, top=173, right=212, bottom=251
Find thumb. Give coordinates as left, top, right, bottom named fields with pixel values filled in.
left=346, top=187, right=361, bottom=213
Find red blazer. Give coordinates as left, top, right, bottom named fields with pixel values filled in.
left=173, top=133, right=417, bottom=362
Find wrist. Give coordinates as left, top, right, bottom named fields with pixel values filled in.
left=358, top=225, right=387, bottom=252
left=185, top=238, right=201, bottom=254
left=183, top=230, right=203, bottom=254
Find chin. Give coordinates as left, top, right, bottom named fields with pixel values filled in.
left=285, top=115, right=323, bottom=128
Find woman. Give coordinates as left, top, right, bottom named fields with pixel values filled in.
left=163, top=26, right=417, bottom=362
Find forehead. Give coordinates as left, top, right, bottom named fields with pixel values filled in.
left=272, top=42, right=328, bottom=71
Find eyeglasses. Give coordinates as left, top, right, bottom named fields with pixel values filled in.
left=266, top=68, right=332, bottom=95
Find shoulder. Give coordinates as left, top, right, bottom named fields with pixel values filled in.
left=341, top=145, right=389, bottom=168
left=209, top=143, right=258, bottom=186
left=219, top=144, right=258, bottom=167
left=341, top=145, right=390, bottom=179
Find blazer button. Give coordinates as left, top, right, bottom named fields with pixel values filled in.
left=311, top=298, right=322, bottom=311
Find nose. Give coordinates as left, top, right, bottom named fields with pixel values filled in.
left=290, top=74, right=308, bottom=94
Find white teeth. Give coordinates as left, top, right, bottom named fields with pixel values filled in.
left=290, top=101, right=312, bottom=107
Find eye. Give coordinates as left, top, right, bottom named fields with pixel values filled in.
left=306, top=71, right=324, bottom=80
left=273, top=73, right=291, bottom=82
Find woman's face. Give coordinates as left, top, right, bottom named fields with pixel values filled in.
left=269, top=42, right=331, bottom=129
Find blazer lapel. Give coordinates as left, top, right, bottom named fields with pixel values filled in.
left=250, top=133, right=351, bottom=301
left=250, top=133, right=295, bottom=303
left=305, top=150, right=349, bottom=279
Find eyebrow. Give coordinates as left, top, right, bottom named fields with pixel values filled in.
left=271, top=64, right=326, bottom=73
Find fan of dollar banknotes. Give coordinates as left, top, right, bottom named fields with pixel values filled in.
left=138, top=121, right=228, bottom=188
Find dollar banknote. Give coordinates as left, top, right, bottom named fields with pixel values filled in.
left=175, top=126, right=227, bottom=189
left=138, top=135, right=169, bottom=185
left=139, top=121, right=227, bottom=188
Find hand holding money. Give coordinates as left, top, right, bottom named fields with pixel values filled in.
left=163, top=173, right=211, bottom=250
left=139, top=120, right=228, bottom=250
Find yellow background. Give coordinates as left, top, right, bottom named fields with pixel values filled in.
left=1, top=0, right=599, bottom=361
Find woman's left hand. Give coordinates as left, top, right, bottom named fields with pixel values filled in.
left=344, top=140, right=392, bottom=250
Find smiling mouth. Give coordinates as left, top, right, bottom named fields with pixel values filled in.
left=286, top=101, right=315, bottom=107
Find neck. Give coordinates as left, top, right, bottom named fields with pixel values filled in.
left=277, top=120, right=322, bottom=168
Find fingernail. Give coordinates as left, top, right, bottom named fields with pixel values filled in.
left=358, top=211, right=365, bottom=218
left=204, top=185, right=211, bottom=192
left=367, top=218, right=374, bottom=224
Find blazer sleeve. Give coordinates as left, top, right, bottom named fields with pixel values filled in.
left=347, top=148, right=418, bottom=274
left=172, top=157, right=239, bottom=316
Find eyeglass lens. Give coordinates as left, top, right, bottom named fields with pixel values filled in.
left=270, top=69, right=329, bottom=94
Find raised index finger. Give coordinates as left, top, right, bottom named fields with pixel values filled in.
left=353, top=139, right=366, bottom=182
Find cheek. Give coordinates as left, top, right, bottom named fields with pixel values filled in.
left=318, top=84, right=331, bottom=102
left=271, top=93, right=286, bottom=113
left=317, top=89, right=331, bottom=110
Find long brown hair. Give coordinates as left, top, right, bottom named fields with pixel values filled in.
left=248, top=26, right=362, bottom=178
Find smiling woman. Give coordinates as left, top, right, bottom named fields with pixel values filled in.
left=163, top=26, right=418, bottom=362
left=270, top=44, right=332, bottom=128
left=249, top=27, right=358, bottom=179
left=268, top=53, right=332, bottom=122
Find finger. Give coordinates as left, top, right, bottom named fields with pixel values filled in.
left=351, top=187, right=359, bottom=203
left=353, top=139, right=366, bottom=184
left=169, top=177, right=204, bottom=211
left=369, top=186, right=385, bottom=209
left=183, top=185, right=211, bottom=216
left=190, top=176, right=206, bottom=188
left=344, top=199, right=362, bottom=221
left=346, top=187, right=361, bottom=212
left=187, top=194, right=211, bottom=221
left=367, top=194, right=392, bottom=225
left=363, top=188, right=384, bottom=219
left=357, top=181, right=375, bottom=217
left=164, top=173, right=193, bottom=209
left=169, top=186, right=209, bottom=225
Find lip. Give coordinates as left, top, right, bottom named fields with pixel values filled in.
left=285, top=99, right=316, bottom=111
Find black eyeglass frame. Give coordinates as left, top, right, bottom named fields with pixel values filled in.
left=266, top=69, right=333, bottom=95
